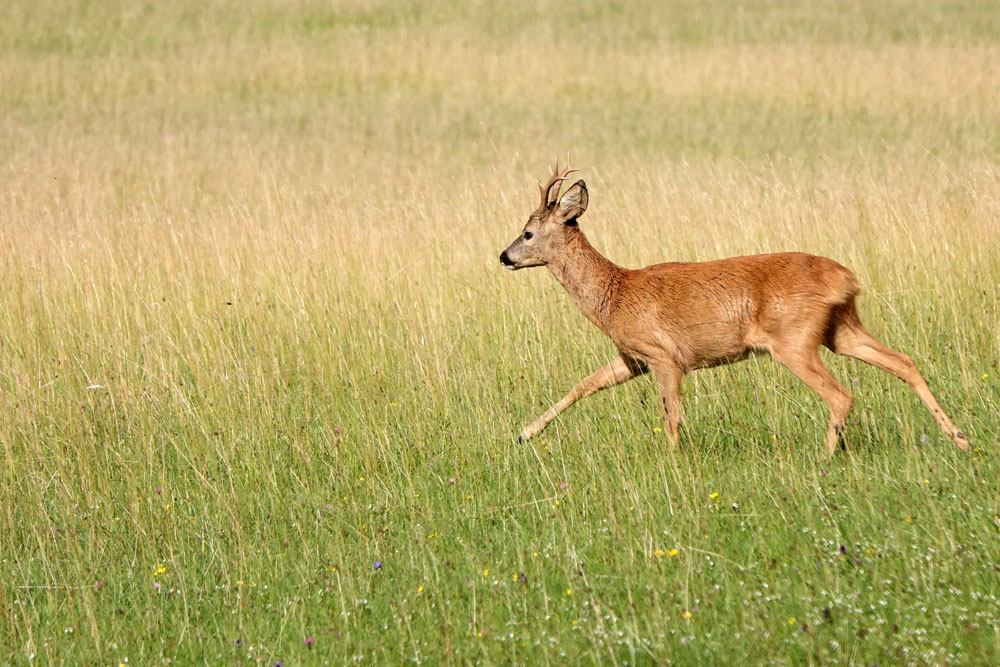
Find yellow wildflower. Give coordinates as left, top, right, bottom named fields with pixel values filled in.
left=667, top=548, right=679, bottom=558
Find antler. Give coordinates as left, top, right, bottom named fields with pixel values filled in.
left=537, top=155, right=577, bottom=208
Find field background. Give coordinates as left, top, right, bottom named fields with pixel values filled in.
left=2, top=0, right=999, bottom=664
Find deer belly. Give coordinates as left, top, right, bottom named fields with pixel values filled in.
left=689, top=347, right=760, bottom=370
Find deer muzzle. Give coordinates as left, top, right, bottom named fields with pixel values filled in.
left=499, top=250, right=517, bottom=270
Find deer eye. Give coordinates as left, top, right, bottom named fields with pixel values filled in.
left=523, top=231, right=534, bottom=240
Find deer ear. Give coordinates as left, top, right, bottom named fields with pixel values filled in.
left=557, top=180, right=588, bottom=223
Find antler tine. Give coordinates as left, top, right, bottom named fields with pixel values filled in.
left=562, top=153, right=577, bottom=178
left=537, top=180, right=550, bottom=208
left=538, top=155, right=579, bottom=207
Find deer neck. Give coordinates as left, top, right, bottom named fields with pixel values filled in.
left=547, top=228, right=624, bottom=332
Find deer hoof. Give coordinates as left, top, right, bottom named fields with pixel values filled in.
left=954, top=431, right=971, bottom=451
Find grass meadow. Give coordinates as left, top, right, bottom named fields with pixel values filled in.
left=2, top=0, right=1000, bottom=663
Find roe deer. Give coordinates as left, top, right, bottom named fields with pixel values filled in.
left=499, top=160, right=971, bottom=455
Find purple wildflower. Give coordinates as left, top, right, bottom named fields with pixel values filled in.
left=373, top=561, right=382, bottom=570
left=305, top=636, right=315, bottom=648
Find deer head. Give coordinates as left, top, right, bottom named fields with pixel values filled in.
left=499, top=159, right=589, bottom=270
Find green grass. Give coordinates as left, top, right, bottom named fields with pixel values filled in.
left=2, top=0, right=999, bottom=663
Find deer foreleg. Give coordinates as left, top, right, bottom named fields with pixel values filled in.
left=652, top=361, right=683, bottom=444
left=518, top=355, right=647, bottom=442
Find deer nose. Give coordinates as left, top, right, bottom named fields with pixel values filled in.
left=499, top=250, right=514, bottom=268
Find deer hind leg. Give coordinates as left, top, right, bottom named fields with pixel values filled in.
left=826, top=302, right=970, bottom=451
left=518, top=354, right=647, bottom=442
left=772, top=344, right=854, bottom=456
